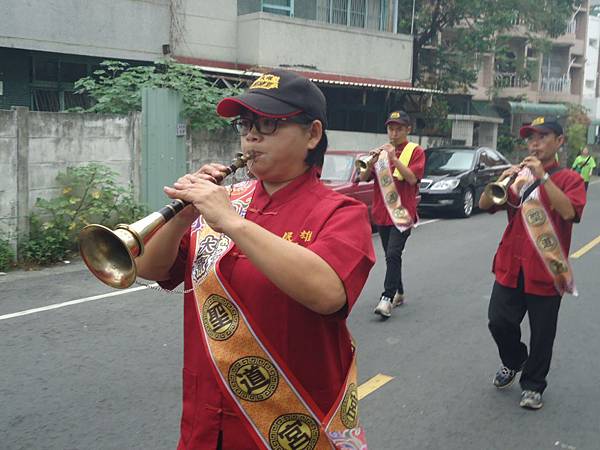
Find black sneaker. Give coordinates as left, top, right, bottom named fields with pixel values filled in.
left=493, top=365, right=518, bottom=389
left=519, top=390, right=543, bottom=410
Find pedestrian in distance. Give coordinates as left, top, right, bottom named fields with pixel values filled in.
left=135, top=70, right=375, bottom=449
left=571, top=146, right=596, bottom=191
left=479, top=116, right=586, bottom=410
left=357, top=110, right=425, bottom=319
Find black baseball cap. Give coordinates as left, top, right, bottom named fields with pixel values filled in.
left=519, top=116, right=564, bottom=138
left=385, top=110, right=411, bottom=126
left=217, top=69, right=327, bottom=128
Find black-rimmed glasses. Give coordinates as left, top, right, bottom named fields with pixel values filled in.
left=231, top=115, right=312, bottom=136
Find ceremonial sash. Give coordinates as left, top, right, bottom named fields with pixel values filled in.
left=374, top=145, right=416, bottom=231
left=511, top=168, right=577, bottom=296
left=189, top=180, right=368, bottom=449
left=392, top=142, right=418, bottom=181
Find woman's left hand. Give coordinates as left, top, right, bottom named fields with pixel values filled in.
left=163, top=176, right=241, bottom=232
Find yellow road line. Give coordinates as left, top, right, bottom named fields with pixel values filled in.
left=570, top=235, right=600, bottom=259
left=357, top=373, right=394, bottom=400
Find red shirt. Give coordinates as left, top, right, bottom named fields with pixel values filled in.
left=489, top=164, right=586, bottom=296
left=371, top=142, right=425, bottom=226
left=159, top=167, right=375, bottom=450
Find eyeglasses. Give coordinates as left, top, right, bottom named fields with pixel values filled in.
left=525, top=133, right=554, bottom=143
left=231, top=115, right=312, bottom=136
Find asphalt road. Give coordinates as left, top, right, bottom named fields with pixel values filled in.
left=2, top=182, right=599, bottom=450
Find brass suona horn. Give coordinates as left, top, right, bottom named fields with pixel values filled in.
left=78, top=153, right=251, bottom=289
left=355, top=147, right=384, bottom=174
left=484, top=165, right=524, bottom=205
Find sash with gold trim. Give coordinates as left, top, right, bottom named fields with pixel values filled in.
left=374, top=144, right=417, bottom=231
left=511, top=168, right=577, bottom=296
left=189, top=180, right=368, bottom=449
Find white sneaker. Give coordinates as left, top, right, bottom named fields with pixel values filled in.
left=374, top=296, right=392, bottom=318
left=392, top=292, right=404, bottom=307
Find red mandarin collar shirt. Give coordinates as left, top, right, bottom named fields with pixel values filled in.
left=371, top=142, right=425, bottom=226
left=159, top=167, right=375, bottom=449
left=489, top=163, right=586, bottom=296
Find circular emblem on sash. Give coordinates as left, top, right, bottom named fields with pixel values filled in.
left=536, top=233, right=558, bottom=252
left=380, top=174, right=392, bottom=187
left=549, top=259, right=568, bottom=275
left=201, top=294, right=239, bottom=341
left=385, top=191, right=398, bottom=205
left=228, top=356, right=279, bottom=402
left=525, top=208, right=546, bottom=227
left=269, top=413, right=319, bottom=450
left=340, top=383, right=359, bottom=429
left=392, top=207, right=408, bottom=220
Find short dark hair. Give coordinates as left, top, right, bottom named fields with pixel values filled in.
left=305, top=130, right=328, bottom=167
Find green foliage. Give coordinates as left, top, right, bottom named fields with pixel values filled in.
left=19, top=164, right=148, bottom=266
left=497, top=132, right=526, bottom=162
left=399, top=0, right=574, bottom=91
left=73, top=60, right=241, bottom=130
left=0, top=238, right=15, bottom=271
left=422, top=98, right=451, bottom=135
left=565, top=104, right=590, bottom=166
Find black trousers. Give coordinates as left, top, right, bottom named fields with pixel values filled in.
left=378, top=225, right=412, bottom=298
left=487, top=273, right=562, bottom=393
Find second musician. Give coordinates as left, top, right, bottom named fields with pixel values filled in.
left=357, top=110, right=425, bottom=319
left=134, top=69, right=375, bottom=449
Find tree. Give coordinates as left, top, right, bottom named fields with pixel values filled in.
left=73, top=60, right=241, bottom=130
left=565, top=104, right=590, bottom=166
left=397, top=0, right=575, bottom=91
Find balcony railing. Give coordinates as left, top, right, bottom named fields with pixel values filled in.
left=316, top=0, right=385, bottom=31
left=540, top=75, right=571, bottom=93
left=494, top=72, right=529, bottom=88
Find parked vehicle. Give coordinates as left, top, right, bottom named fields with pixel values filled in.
left=321, top=149, right=374, bottom=222
left=418, top=146, right=511, bottom=218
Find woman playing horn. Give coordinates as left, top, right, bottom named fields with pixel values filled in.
left=135, top=70, right=375, bottom=449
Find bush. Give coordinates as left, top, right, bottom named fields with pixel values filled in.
left=0, top=238, right=15, bottom=271
left=19, top=163, right=148, bottom=266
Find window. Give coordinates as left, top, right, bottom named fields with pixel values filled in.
left=261, top=0, right=294, bottom=16
left=317, top=0, right=384, bottom=30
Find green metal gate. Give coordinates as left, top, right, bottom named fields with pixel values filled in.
left=141, top=88, right=187, bottom=211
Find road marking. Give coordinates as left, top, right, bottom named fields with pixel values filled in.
left=357, top=373, right=394, bottom=400
left=570, top=235, right=600, bottom=259
left=418, top=219, right=440, bottom=226
left=0, top=285, right=152, bottom=321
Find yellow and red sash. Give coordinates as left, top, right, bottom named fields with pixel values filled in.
left=374, top=143, right=417, bottom=231
left=511, top=168, right=577, bottom=296
left=189, top=180, right=368, bottom=449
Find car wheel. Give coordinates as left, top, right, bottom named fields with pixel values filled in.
left=457, top=188, right=474, bottom=218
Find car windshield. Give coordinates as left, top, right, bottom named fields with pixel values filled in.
left=321, top=154, right=355, bottom=182
left=424, top=149, right=475, bottom=175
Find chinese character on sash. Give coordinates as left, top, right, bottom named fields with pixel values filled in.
left=207, top=302, right=232, bottom=331
left=299, top=230, right=313, bottom=242
left=238, top=365, right=270, bottom=394
left=278, top=420, right=311, bottom=449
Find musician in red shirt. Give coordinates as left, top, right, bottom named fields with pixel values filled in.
left=479, top=117, right=586, bottom=410
left=135, top=70, right=375, bottom=449
left=358, top=110, right=425, bottom=319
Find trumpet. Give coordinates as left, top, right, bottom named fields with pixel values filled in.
left=355, top=146, right=385, bottom=174
left=484, top=162, right=525, bottom=205
left=78, top=152, right=252, bottom=289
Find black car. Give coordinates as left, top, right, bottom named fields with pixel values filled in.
left=418, top=146, right=511, bottom=218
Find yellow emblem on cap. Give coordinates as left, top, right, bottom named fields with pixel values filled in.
left=251, top=74, right=280, bottom=90
left=531, top=117, right=545, bottom=126
left=390, top=111, right=400, bottom=119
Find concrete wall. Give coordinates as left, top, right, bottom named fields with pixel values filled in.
left=174, top=0, right=239, bottom=63
left=0, top=109, right=141, bottom=252
left=237, top=13, right=412, bottom=81
left=0, top=0, right=170, bottom=61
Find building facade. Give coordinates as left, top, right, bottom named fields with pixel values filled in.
left=467, top=2, right=589, bottom=106
left=1, top=0, right=443, bottom=143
